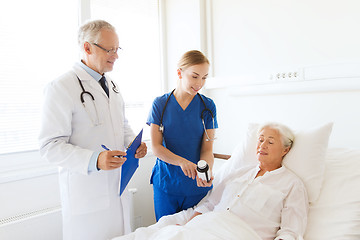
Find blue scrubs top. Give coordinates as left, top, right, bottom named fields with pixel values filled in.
left=147, top=91, right=218, bottom=196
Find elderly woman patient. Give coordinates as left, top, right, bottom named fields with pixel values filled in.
left=115, top=123, right=309, bottom=240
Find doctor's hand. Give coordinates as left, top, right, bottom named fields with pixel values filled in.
left=135, top=142, right=147, bottom=159
left=179, top=159, right=197, bottom=179
left=97, top=150, right=127, bottom=170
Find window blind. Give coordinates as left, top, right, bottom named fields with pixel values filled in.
left=0, top=0, right=78, bottom=154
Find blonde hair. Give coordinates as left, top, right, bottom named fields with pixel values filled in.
left=78, top=20, right=116, bottom=54
left=177, top=50, right=210, bottom=70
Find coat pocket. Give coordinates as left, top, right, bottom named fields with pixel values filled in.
left=68, top=172, right=110, bottom=215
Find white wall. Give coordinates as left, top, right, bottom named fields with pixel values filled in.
left=207, top=87, right=360, bottom=154
left=161, top=0, right=204, bottom=91
left=210, top=0, right=360, bottom=78
left=200, top=0, right=360, bottom=153
left=0, top=172, right=62, bottom=240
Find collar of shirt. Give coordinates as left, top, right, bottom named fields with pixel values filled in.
left=78, top=60, right=103, bottom=81
left=255, top=164, right=285, bottom=177
left=247, top=165, right=285, bottom=184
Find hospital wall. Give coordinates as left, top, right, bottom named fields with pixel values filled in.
left=162, top=0, right=360, bottom=153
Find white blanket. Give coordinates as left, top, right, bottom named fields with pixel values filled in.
left=113, top=210, right=262, bottom=240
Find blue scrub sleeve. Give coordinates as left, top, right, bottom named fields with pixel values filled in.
left=146, top=98, right=160, bottom=126
left=146, top=94, right=167, bottom=126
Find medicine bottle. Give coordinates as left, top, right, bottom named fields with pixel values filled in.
left=197, top=160, right=211, bottom=182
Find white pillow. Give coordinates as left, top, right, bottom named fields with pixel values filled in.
left=305, top=148, right=360, bottom=239
left=222, top=122, right=333, bottom=203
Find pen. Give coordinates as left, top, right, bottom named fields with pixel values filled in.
left=101, top=144, right=124, bottom=158
left=101, top=144, right=110, bottom=151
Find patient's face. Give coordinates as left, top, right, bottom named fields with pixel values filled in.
left=256, top=127, right=289, bottom=170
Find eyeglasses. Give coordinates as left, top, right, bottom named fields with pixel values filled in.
left=92, top=43, right=122, bottom=55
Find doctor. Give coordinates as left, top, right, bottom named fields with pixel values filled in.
left=39, top=20, right=147, bottom=240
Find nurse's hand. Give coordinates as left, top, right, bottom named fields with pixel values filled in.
left=196, top=176, right=214, bottom=187
left=179, top=159, right=197, bottom=179
left=97, top=150, right=127, bottom=170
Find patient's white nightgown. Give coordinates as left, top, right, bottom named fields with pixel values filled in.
left=195, top=165, right=308, bottom=240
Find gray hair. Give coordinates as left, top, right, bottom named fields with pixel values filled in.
left=78, top=20, right=116, bottom=54
left=257, top=122, right=295, bottom=149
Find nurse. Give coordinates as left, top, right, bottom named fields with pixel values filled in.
left=147, top=50, right=218, bottom=221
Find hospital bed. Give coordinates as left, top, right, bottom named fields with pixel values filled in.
left=114, top=122, right=360, bottom=240
left=214, top=149, right=360, bottom=239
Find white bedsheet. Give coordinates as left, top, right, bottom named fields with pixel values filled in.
left=113, top=210, right=262, bottom=240
left=112, top=147, right=360, bottom=240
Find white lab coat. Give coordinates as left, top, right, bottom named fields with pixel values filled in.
left=39, top=63, right=135, bottom=240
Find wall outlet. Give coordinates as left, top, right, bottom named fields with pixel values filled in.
left=270, top=69, right=303, bottom=82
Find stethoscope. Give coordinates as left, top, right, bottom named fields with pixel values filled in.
left=159, top=89, right=216, bottom=141
left=76, top=75, right=119, bottom=126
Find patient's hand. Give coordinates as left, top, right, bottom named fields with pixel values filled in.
left=196, top=175, right=214, bottom=187
left=188, top=211, right=203, bottom=222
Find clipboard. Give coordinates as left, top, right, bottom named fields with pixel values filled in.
left=119, top=129, right=143, bottom=196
